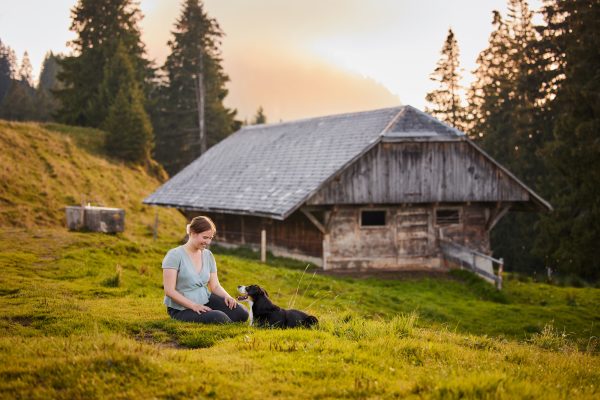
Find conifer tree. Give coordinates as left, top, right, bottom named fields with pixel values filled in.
left=0, top=81, right=36, bottom=121
left=103, top=41, right=153, bottom=163
left=470, top=0, right=544, bottom=174
left=467, top=1, right=550, bottom=273
left=153, top=0, right=238, bottom=175
left=534, top=0, right=600, bottom=281
left=18, top=52, right=33, bottom=87
left=252, top=106, right=267, bottom=125
left=0, top=49, right=36, bottom=121
left=506, top=0, right=548, bottom=180
left=35, top=52, right=62, bottom=121
left=0, top=40, right=17, bottom=105
left=55, top=0, right=151, bottom=127
left=425, top=29, right=466, bottom=131
left=38, top=52, right=61, bottom=93
left=468, top=11, right=513, bottom=150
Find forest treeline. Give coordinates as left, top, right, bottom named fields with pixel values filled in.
left=0, top=0, right=597, bottom=281
left=0, top=0, right=265, bottom=174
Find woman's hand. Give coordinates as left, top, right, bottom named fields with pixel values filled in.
left=224, top=295, right=237, bottom=309
left=191, top=303, right=212, bottom=314
left=208, top=272, right=237, bottom=309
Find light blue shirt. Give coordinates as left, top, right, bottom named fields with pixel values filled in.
left=162, top=246, right=217, bottom=310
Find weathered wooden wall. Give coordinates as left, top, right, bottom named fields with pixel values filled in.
left=438, top=204, right=491, bottom=254
left=307, top=141, right=531, bottom=206
left=184, top=203, right=492, bottom=271
left=327, top=206, right=399, bottom=270
left=185, top=211, right=323, bottom=259
left=325, top=204, right=492, bottom=271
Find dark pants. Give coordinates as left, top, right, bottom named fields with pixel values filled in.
left=167, top=295, right=249, bottom=324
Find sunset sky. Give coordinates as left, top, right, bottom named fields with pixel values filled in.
left=0, top=0, right=542, bottom=122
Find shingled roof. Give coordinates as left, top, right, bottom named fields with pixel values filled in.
left=143, top=105, right=549, bottom=219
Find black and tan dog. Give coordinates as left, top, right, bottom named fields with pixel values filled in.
left=237, top=285, right=318, bottom=328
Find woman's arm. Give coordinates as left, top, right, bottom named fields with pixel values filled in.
left=163, top=269, right=212, bottom=313
left=207, top=272, right=237, bottom=309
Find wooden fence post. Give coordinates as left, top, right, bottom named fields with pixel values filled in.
left=322, top=233, right=329, bottom=270
left=497, top=258, right=504, bottom=290
left=260, top=229, right=266, bottom=263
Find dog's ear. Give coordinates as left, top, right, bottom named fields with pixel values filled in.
left=260, top=287, right=269, bottom=298
left=247, top=285, right=260, bottom=297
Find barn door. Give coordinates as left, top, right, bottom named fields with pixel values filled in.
left=396, top=208, right=433, bottom=257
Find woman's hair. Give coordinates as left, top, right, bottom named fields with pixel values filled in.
left=187, top=216, right=216, bottom=235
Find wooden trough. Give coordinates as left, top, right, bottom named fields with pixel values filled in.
left=65, top=206, right=125, bottom=233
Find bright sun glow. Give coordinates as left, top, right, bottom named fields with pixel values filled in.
left=2, top=0, right=543, bottom=121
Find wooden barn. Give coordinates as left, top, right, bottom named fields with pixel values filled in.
left=144, top=106, right=551, bottom=284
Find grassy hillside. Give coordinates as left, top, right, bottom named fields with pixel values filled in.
left=0, top=120, right=183, bottom=238
left=0, top=120, right=599, bottom=399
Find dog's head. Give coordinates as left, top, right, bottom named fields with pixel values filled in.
left=237, top=284, right=269, bottom=301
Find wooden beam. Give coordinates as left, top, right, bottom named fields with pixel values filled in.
left=325, top=206, right=338, bottom=231
left=300, top=208, right=326, bottom=234
left=486, top=203, right=511, bottom=231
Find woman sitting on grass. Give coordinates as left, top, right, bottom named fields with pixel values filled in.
left=162, top=216, right=248, bottom=324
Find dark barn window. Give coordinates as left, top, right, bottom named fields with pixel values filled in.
left=361, top=210, right=386, bottom=227
left=436, top=209, right=460, bottom=225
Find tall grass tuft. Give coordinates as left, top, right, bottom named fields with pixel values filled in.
left=287, top=264, right=315, bottom=309
left=103, top=264, right=123, bottom=287
left=319, top=311, right=418, bottom=340
left=389, top=311, right=419, bottom=337
left=529, top=322, right=573, bottom=352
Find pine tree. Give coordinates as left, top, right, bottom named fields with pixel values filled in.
left=467, top=1, right=551, bottom=274
left=38, top=52, right=61, bottom=92
left=470, top=0, right=545, bottom=175
left=55, top=0, right=152, bottom=127
left=506, top=0, right=548, bottom=181
left=103, top=41, right=153, bottom=163
left=18, top=52, right=33, bottom=87
left=153, top=0, right=238, bottom=175
left=468, top=11, right=514, bottom=151
left=0, top=49, right=36, bottom=121
left=425, top=29, right=466, bottom=131
left=0, top=39, right=17, bottom=105
left=534, top=0, right=600, bottom=281
left=252, top=106, right=267, bottom=125
left=35, top=52, right=62, bottom=121
left=0, top=81, right=36, bottom=121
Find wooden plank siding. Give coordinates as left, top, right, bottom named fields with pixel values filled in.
left=325, top=204, right=492, bottom=271
left=185, top=211, right=323, bottom=260
left=306, top=141, right=531, bottom=206
left=436, top=204, right=491, bottom=254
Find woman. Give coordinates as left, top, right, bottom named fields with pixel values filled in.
left=162, top=216, right=248, bottom=324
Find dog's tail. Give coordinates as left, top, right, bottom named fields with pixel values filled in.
left=303, top=315, right=318, bottom=328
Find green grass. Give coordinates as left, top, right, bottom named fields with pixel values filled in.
left=1, top=120, right=599, bottom=399
left=1, top=227, right=598, bottom=399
